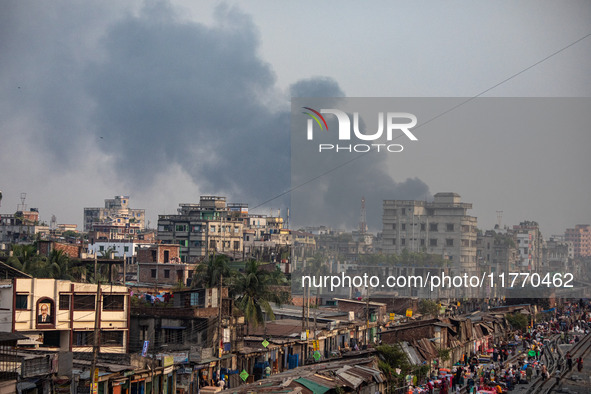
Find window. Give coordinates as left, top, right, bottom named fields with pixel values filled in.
left=59, top=294, right=70, bottom=310
left=103, top=295, right=124, bottom=311
left=175, top=224, right=186, bottom=232
left=99, top=245, right=104, bottom=251
left=400, top=208, right=406, bottom=215
left=73, top=295, right=95, bottom=310
left=446, top=224, right=454, bottom=232
left=139, top=326, right=148, bottom=342
left=164, top=270, right=170, bottom=279
left=124, top=246, right=129, bottom=252
left=420, top=239, right=425, bottom=246
left=163, top=328, right=183, bottom=344
left=75, top=331, right=94, bottom=346
left=392, top=223, right=397, bottom=230
left=15, top=294, right=28, bottom=309
left=190, top=292, right=199, bottom=306
left=401, top=238, right=406, bottom=246
left=420, top=223, right=426, bottom=231
left=392, top=238, right=396, bottom=245
left=429, top=223, right=438, bottom=232
left=210, top=225, right=215, bottom=233
left=164, top=250, right=170, bottom=262
left=209, top=240, right=216, bottom=249
left=446, top=239, right=454, bottom=246
left=151, top=269, right=157, bottom=278
left=401, top=224, right=406, bottom=230
left=233, top=241, right=240, bottom=250
left=429, top=239, right=438, bottom=246
left=102, top=331, right=124, bottom=346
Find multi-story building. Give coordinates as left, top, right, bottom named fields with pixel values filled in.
left=0, top=278, right=129, bottom=353
left=543, top=237, right=573, bottom=273
left=511, top=221, right=544, bottom=272
left=157, top=196, right=244, bottom=262
left=565, top=224, right=591, bottom=258
left=0, top=209, right=49, bottom=244
left=135, top=243, right=196, bottom=286
left=477, top=230, right=519, bottom=274
left=381, top=192, right=478, bottom=275
left=83, top=195, right=145, bottom=233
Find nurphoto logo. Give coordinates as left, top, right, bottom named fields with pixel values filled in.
left=303, top=107, right=418, bottom=153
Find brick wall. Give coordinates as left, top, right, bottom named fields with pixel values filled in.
left=54, top=242, right=80, bottom=258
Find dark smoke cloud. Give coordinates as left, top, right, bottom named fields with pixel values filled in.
left=0, top=1, right=431, bottom=230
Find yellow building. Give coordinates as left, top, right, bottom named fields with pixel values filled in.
left=0, top=278, right=129, bottom=353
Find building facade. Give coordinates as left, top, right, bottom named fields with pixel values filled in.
left=0, top=278, right=129, bottom=353
left=382, top=192, right=478, bottom=275
left=84, top=195, right=145, bottom=233
left=157, top=196, right=244, bottom=262
left=565, top=224, right=591, bottom=258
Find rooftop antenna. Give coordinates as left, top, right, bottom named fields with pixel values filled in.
left=17, top=192, right=27, bottom=211
left=359, top=197, right=367, bottom=234
left=496, top=210, right=503, bottom=228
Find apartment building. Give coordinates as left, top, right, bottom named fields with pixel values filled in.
left=0, top=278, right=129, bottom=353
left=83, top=195, right=145, bottom=233
left=382, top=192, right=478, bottom=275
left=511, top=221, right=544, bottom=271
left=157, top=196, right=244, bottom=262
left=565, top=224, right=591, bottom=258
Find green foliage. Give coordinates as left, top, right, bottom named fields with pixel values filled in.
left=191, top=254, right=233, bottom=289
left=234, top=259, right=289, bottom=330
left=506, top=312, right=528, bottom=331
left=62, top=230, right=79, bottom=239
left=418, top=299, right=439, bottom=317
left=437, top=348, right=450, bottom=361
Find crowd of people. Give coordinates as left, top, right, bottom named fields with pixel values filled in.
left=406, top=300, right=590, bottom=394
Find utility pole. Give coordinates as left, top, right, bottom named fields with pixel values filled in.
left=90, top=281, right=101, bottom=394
left=216, top=272, right=223, bottom=383
left=123, top=252, right=126, bottom=285
left=301, top=282, right=306, bottom=366
left=366, top=288, right=370, bottom=346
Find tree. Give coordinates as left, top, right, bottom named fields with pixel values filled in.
left=48, top=249, right=72, bottom=280
left=506, top=312, right=528, bottom=331
left=418, top=299, right=439, bottom=317
left=234, top=259, right=288, bottom=332
left=191, top=254, right=233, bottom=289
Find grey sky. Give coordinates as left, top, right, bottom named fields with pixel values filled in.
left=0, top=1, right=589, bottom=236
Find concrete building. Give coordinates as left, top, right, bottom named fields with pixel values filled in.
left=157, top=196, right=244, bottom=262
left=543, top=236, right=573, bottom=273
left=511, top=221, right=544, bottom=272
left=565, top=224, right=591, bottom=258
left=0, top=278, right=129, bottom=353
left=135, top=243, right=197, bottom=286
left=0, top=210, right=49, bottom=244
left=83, top=195, right=145, bottom=233
left=381, top=192, right=478, bottom=275
left=477, top=230, right=519, bottom=273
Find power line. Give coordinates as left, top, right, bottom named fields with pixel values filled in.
left=252, top=31, right=591, bottom=211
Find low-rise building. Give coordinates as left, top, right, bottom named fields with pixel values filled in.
left=0, top=278, right=129, bottom=353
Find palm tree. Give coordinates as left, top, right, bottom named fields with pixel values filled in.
left=191, top=254, right=233, bottom=289
left=234, top=259, right=288, bottom=333
left=48, top=249, right=72, bottom=280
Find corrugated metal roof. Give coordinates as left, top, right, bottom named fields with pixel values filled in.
left=294, top=378, right=331, bottom=394
left=335, top=366, right=363, bottom=389
left=400, top=341, right=423, bottom=365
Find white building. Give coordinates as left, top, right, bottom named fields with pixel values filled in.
left=381, top=192, right=478, bottom=275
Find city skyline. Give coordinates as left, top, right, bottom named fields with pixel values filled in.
left=1, top=1, right=590, bottom=237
